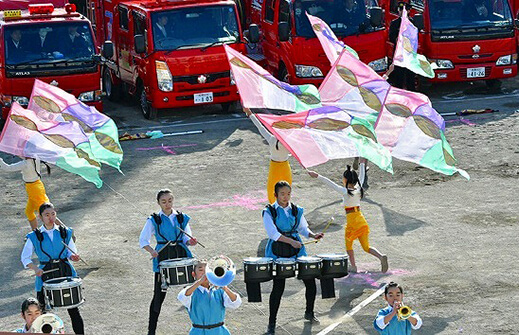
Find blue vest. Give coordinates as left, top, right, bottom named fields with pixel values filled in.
left=187, top=288, right=230, bottom=335
left=27, top=227, right=77, bottom=291
left=151, top=212, right=192, bottom=272
left=373, top=306, right=418, bottom=335
left=264, top=204, right=306, bottom=260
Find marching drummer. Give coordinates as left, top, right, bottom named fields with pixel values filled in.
left=20, top=203, right=84, bottom=334
left=263, top=181, right=324, bottom=335
left=139, top=188, right=198, bottom=335
left=14, top=297, right=42, bottom=333
left=177, top=260, right=242, bottom=334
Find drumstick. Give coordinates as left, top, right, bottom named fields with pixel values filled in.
left=32, top=268, right=60, bottom=276
left=61, top=241, right=89, bottom=266
left=303, top=239, right=320, bottom=245
left=322, top=217, right=335, bottom=234
left=151, top=240, right=172, bottom=259
left=176, top=227, right=206, bottom=248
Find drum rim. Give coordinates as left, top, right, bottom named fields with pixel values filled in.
left=47, top=299, right=85, bottom=310
left=316, top=253, right=349, bottom=260
left=159, top=257, right=197, bottom=266
left=274, top=258, right=296, bottom=264
left=42, top=276, right=82, bottom=288
left=296, top=256, right=322, bottom=263
left=243, top=257, right=274, bottom=264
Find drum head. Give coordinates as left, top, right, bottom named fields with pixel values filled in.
left=275, top=258, right=296, bottom=264
left=159, top=257, right=196, bottom=267
left=243, top=257, right=274, bottom=264
left=43, top=277, right=82, bottom=288
left=296, top=256, right=321, bottom=263
left=317, top=253, right=348, bottom=260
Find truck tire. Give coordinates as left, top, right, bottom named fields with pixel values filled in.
left=485, top=79, right=501, bottom=90
left=279, top=65, right=289, bottom=83
left=139, top=86, right=158, bottom=120
left=103, top=68, right=121, bottom=101
left=221, top=101, right=237, bottom=113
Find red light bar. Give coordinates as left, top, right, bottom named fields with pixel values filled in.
left=28, top=3, right=55, bottom=15
left=65, top=3, right=76, bottom=13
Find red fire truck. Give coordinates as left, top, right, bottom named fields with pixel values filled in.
left=88, top=0, right=246, bottom=119
left=244, top=0, right=388, bottom=85
left=0, top=0, right=103, bottom=122
left=383, top=0, right=518, bottom=87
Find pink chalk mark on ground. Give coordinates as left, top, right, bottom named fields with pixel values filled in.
left=337, top=268, right=415, bottom=288
left=185, top=191, right=268, bottom=211
left=446, top=118, right=476, bottom=127
left=136, top=144, right=197, bottom=155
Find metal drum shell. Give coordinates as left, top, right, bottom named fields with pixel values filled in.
left=159, top=257, right=197, bottom=287
left=274, top=258, right=296, bottom=279
left=296, top=256, right=322, bottom=280
left=317, top=253, right=349, bottom=279
left=243, top=257, right=274, bottom=283
left=43, top=277, right=84, bottom=309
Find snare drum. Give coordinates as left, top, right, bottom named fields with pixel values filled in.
left=296, top=256, right=322, bottom=280
left=243, top=257, right=273, bottom=283
left=318, top=253, right=349, bottom=279
left=43, top=277, right=84, bottom=309
left=274, top=258, right=296, bottom=279
left=159, top=257, right=196, bottom=288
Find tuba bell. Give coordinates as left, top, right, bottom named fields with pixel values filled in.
left=206, top=255, right=236, bottom=287
left=29, top=313, right=65, bottom=334
left=397, top=305, right=412, bottom=321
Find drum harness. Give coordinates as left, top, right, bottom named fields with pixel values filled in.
left=34, top=226, right=72, bottom=281
left=266, top=204, right=301, bottom=258
left=151, top=212, right=187, bottom=261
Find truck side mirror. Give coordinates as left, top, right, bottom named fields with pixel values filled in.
left=249, top=24, right=260, bottom=43
left=369, top=7, right=383, bottom=27
left=102, top=41, right=114, bottom=59
left=413, top=14, right=424, bottom=31
left=134, top=34, right=146, bottom=54
left=278, top=21, right=290, bottom=42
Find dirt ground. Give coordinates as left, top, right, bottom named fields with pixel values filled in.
left=1, top=78, right=518, bottom=334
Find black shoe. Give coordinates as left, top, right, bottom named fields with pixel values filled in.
left=265, top=324, right=276, bottom=334
left=304, top=312, right=320, bottom=324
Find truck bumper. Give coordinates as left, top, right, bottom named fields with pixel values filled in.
left=430, top=64, right=517, bottom=83
left=150, top=86, right=240, bottom=109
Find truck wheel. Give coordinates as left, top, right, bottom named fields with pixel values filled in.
left=279, top=66, right=289, bottom=83
left=139, top=86, right=158, bottom=120
left=221, top=101, right=237, bottom=113
left=485, top=79, right=501, bottom=90
left=103, top=68, right=121, bottom=101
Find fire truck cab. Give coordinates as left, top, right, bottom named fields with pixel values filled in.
left=89, top=0, right=246, bottom=119
left=0, top=0, right=103, bottom=121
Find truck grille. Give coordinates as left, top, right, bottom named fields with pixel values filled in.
left=173, top=71, right=229, bottom=85
left=458, top=53, right=492, bottom=60
left=460, top=66, right=492, bottom=79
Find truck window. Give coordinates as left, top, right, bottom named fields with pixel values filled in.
left=151, top=5, right=240, bottom=51
left=133, top=12, right=147, bottom=35
left=265, top=0, right=276, bottom=22
left=279, top=0, right=291, bottom=23
left=429, top=0, right=513, bottom=29
left=4, top=22, right=96, bottom=66
left=119, top=6, right=129, bottom=30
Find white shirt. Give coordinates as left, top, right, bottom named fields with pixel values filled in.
left=263, top=201, right=312, bottom=241
left=21, top=224, right=77, bottom=268
left=13, top=40, right=20, bottom=48
left=0, top=158, right=41, bottom=183
left=375, top=304, right=423, bottom=330
left=155, top=23, right=167, bottom=38
left=317, top=175, right=361, bottom=207
left=250, top=114, right=290, bottom=162
left=139, top=210, right=191, bottom=248
left=177, top=286, right=242, bottom=312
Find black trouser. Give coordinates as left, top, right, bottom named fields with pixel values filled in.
left=148, top=272, right=167, bottom=335
left=268, top=278, right=316, bottom=326
left=389, top=65, right=416, bottom=91
left=37, top=290, right=84, bottom=334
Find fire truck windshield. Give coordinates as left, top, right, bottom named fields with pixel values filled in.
left=151, top=5, right=239, bottom=51
left=428, top=0, right=513, bottom=30
left=3, top=22, right=95, bottom=66
left=294, top=0, right=379, bottom=37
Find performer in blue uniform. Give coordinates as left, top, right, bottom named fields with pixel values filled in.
left=14, top=298, right=42, bottom=333
left=374, top=282, right=422, bottom=334
left=178, top=260, right=242, bottom=334
left=140, top=189, right=199, bottom=335
left=20, top=203, right=84, bottom=334
left=264, top=181, right=324, bottom=334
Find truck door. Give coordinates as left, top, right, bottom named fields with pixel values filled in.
left=262, top=0, right=281, bottom=73
left=116, top=5, right=133, bottom=83
left=131, top=11, right=147, bottom=85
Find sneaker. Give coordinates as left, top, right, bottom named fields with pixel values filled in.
left=381, top=255, right=388, bottom=273
left=304, top=312, right=320, bottom=324
left=265, top=324, right=276, bottom=335
left=349, top=265, right=357, bottom=273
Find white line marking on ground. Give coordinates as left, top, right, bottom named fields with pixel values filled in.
left=119, top=117, right=248, bottom=132
left=316, top=283, right=388, bottom=335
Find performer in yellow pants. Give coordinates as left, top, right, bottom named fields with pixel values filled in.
left=308, top=166, right=388, bottom=273
left=246, top=109, right=292, bottom=203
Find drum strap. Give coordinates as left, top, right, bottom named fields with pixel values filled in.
left=192, top=322, right=224, bottom=329
left=266, top=204, right=300, bottom=236
left=152, top=212, right=185, bottom=244
left=34, top=227, right=68, bottom=261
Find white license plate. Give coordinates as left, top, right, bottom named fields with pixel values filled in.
left=194, top=92, right=213, bottom=104
left=466, top=67, right=485, bottom=78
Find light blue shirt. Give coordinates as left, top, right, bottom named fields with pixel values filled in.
left=374, top=304, right=422, bottom=334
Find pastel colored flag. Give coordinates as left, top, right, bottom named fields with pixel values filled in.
left=224, top=45, right=321, bottom=114
left=255, top=106, right=393, bottom=173
left=0, top=103, right=103, bottom=187
left=306, top=13, right=359, bottom=63
left=28, top=80, right=123, bottom=171
left=393, top=8, right=435, bottom=78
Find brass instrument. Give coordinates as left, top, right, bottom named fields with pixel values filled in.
left=29, top=313, right=65, bottom=333
left=397, top=305, right=412, bottom=321
left=206, top=255, right=236, bottom=287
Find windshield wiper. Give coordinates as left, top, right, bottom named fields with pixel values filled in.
left=165, top=44, right=206, bottom=55
left=201, top=41, right=227, bottom=52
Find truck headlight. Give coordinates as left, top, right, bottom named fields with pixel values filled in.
left=496, top=54, right=516, bottom=66
left=230, top=70, right=235, bottom=85
left=78, top=90, right=102, bottom=102
left=431, top=59, right=454, bottom=69
left=156, top=60, right=173, bottom=92
left=295, top=65, right=323, bottom=78
left=368, top=57, right=387, bottom=72
left=12, top=96, right=29, bottom=106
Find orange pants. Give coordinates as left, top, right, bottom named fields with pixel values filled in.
left=267, top=160, right=292, bottom=204
left=345, top=210, right=371, bottom=252
left=25, top=180, right=50, bottom=221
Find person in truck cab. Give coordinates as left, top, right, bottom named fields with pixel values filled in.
left=61, top=26, right=88, bottom=57
left=466, top=0, right=492, bottom=19
left=6, top=29, right=27, bottom=63
left=31, top=27, right=58, bottom=56
left=154, top=14, right=169, bottom=39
